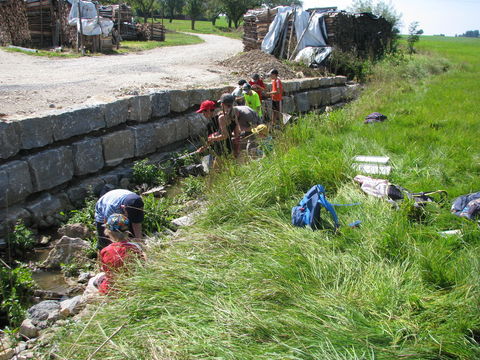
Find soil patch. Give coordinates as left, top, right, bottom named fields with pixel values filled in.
left=219, top=49, right=327, bottom=80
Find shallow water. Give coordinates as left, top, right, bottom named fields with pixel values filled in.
left=31, top=270, right=70, bottom=295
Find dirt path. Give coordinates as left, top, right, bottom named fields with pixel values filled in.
left=0, top=33, right=242, bottom=119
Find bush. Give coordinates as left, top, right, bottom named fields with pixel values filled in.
left=67, top=196, right=97, bottom=230
left=327, top=49, right=373, bottom=81
left=142, top=195, right=176, bottom=235
left=181, top=176, right=205, bottom=200
left=6, top=221, right=36, bottom=258
left=0, top=265, right=34, bottom=327
left=132, top=159, right=168, bottom=186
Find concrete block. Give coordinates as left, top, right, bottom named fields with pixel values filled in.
left=14, top=116, right=54, bottom=150
left=319, top=77, right=335, bottom=87
left=66, top=186, right=88, bottom=208
left=128, top=95, right=152, bottom=122
left=318, top=88, right=331, bottom=106
left=0, top=160, right=33, bottom=208
left=189, top=89, right=213, bottom=106
left=299, top=78, right=320, bottom=90
left=154, top=119, right=177, bottom=149
left=150, top=91, right=170, bottom=118
left=334, top=75, right=348, bottom=85
left=211, top=87, right=232, bottom=103
left=282, top=81, right=300, bottom=94
left=102, top=129, right=134, bottom=166
left=169, top=90, right=191, bottom=113
left=308, top=90, right=322, bottom=108
left=294, top=92, right=310, bottom=113
left=130, top=123, right=157, bottom=157
left=52, top=106, right=106, bottom=141
left=282, top=95, right=296, bottom=114
left=72, top=137, right=104, bottom=176
left=173, top=116, right=190, bottom=141
left=187, top=113, right=209, bottom=138
left=345, top=83, right=361, bottom=100
left=330, top=87, right=345, bottom=104
left=26, top=193, right=63, bottom=226
left=0, top=205, right=32, bottom=237
left=0, top=122, right=20, bottom=159
left=78, top=177, right=106, bottom=197
left=27, top=147, right=74, bottom=192
left=104, top=98, right=129, bottom=127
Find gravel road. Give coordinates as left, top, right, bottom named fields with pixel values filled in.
left=0, top=33, right=242, bottom=119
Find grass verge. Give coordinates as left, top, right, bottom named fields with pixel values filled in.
left=1, top=32, right=203, bottom=58
left=41, top=37, right=480, bottom=359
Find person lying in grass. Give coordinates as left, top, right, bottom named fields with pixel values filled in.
left=98, top=213, right=144, bottom=294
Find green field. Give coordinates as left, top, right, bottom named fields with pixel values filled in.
left=150, top=16, right=243, bottom=40
left=43, top=37, right=480, bottom=359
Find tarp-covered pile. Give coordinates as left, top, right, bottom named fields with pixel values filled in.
left=68, top=0, right=113, bottom=36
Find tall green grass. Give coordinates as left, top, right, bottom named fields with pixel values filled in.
left=41, top=37, right=480, bottom=359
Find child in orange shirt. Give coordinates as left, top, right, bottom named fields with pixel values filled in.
left=267, top=69, right=283, bottom=126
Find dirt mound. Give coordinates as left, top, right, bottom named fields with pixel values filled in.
left=220, top=50, right=299, bottom=80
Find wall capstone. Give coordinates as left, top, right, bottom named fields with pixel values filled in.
left=52, top=106, right=106, bottom=141
left=0, top=121, right=20, bottom=159
left=150, top=91, right=171, bottom=118
left=128, top=95, right=152, bottom=123
left=104, top=99, right=129, bottom=127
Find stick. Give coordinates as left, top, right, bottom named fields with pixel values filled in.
left=77, top=0, right=84, bottom=55
left=286, top=9, right=296, bottom=60
left=86, top=323, right=126, bottom=360
left=289, top=11, right=315, bottom=61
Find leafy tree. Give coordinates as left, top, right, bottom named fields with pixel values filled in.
left=348, top=0, right=402, bottom=32
left=127, top=0, right=159, bottom=23
left=220, top=0, right=257, bottom=29
left=407, top=21, right=423, bottom=54
left=184, top=0, right=204, bottom=30
left=162, top=0, right=185, bottom=23
left=204, top=0, right=222, bottom=25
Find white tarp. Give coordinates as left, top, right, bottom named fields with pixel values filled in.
left=261, top=6, right=293, bottom=54
left=261, top=6, right=331, bottom=65
left=68, top=0, right=114, bottom=36
left=294, top=46, right=332, bottom=65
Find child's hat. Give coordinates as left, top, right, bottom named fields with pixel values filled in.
left=105, top=213, right=130, bottom=232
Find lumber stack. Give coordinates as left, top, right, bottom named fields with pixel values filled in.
left=243, top=8, right=277, bottom=52
left=0, top=0, right=30, bottom=46
left=25, top=0, right=53, bottom=47
left=150, top=23, right=165, bottom=41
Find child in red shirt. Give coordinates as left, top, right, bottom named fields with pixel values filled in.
left=98, top=213, right=143, bottom=294
left=267, top=69, right=283, bottom=126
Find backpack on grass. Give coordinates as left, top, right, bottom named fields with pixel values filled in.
left=291, top=185, right=360, bottom=230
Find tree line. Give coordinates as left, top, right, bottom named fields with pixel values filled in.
left=124, top=0, right=302, bottom=29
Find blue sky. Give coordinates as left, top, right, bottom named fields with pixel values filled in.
left=301, top=0, right=480, bottom=36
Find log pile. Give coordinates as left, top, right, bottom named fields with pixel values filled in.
left=242, top=8, right=394, bottom=60
left=243, top=8, right=277, bottom=52
left=150, top=23, right=165, bottom=41
left=324, top=12, right=393, bottom=58
left=25, top=0, right=53, bottom=47
left=0, top=0, right=30, bottom=46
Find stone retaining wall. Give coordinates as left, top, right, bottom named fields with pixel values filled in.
left=0, top=76, right=360, bottom=241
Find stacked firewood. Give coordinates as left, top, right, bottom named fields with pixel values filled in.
left=243, top=8, right=394, bottom=60
left=324, top=12, right=393, bottom=58
left=136, top=23, right=165, bottom=41
left=0, top=0, right=30, bottom=46
left=243, top=8, right=277, bottom=52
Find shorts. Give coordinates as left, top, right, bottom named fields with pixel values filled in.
left=272, top=100, right=281, bottom=112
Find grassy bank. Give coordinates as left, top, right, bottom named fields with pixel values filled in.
left=42, top=37, right=480, bottom=359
